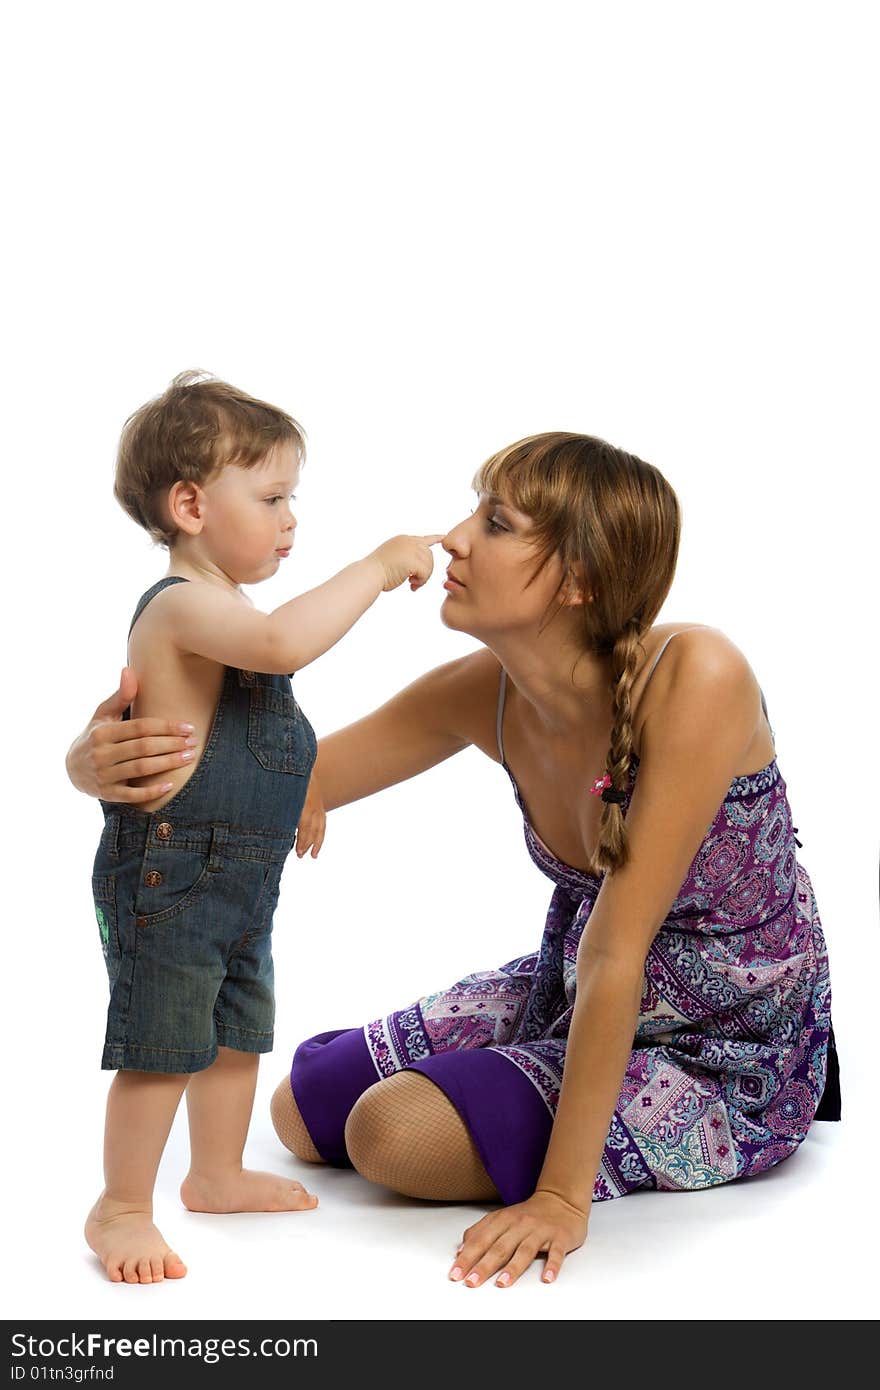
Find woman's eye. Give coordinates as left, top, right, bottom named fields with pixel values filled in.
left=486, top=516, right=507, bottom=533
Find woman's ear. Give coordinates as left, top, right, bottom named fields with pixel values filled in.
left=562, top=564, right=594, bottom=606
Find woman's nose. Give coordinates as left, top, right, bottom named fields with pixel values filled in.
left=442, top=515, right=471, bottom=554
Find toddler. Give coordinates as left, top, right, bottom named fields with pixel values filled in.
left=85, top=371, right=440, bottom=1283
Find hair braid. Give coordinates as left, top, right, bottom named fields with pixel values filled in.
left=471, top=431, right=682, bottom=876
left=594, top=620, right=645, bottom=875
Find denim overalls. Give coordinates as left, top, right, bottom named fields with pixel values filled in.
left=91, top=576, right=317, bottom=1073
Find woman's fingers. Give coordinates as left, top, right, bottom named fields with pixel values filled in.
left=94, top=733, right=197, bottom=784
left=96, top=719, right=195, bottom=746
left=85, top=727, right=199, bottom=800
left=450, top=1194, right=586, bottom=1289
left=541, top=1243, right=568, bottom=1285
left=450, top=1213, right=506, bottom=1282
left=103, top=782, right=176, bottom=804
left=494, top=1236, right=546, bottom=1288
left=459, top=1231, right=523, bottom=1288
left=90, top=667, right=140, bottom=722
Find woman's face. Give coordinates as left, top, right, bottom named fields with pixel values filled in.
left=440, top=490, right=570, bottom=638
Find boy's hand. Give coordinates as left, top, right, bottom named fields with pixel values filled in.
left=295, top=776, right=326, bottom=858
left=370, top=534, right=445, bottom=592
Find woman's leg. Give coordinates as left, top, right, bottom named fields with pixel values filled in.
left=271, top=1074, right=326, bottom=1163
left=344, top=1072, right=500, bottom=1202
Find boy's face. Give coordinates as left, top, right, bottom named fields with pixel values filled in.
left=198, top=441, right=301, bottom=584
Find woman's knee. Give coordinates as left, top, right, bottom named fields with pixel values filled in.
left=270, top=1074, right=325, bottom=1163
left=344, top=1071, right=498, bottom=1201
left=344, top=1075, right=419, bottom=1183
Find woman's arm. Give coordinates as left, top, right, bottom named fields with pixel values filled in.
left=312, top=651, right=499, bottom=810
left=451, top=631, right=765, bottom=1288
left=66, top=651, right=498, bottom=805
left=65, top=667, right=199, bottom=802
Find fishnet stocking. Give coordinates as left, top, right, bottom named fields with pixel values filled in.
left=344, top=1071, right=500, bottom=1202
left=270, top=1076, right=325, bottom=1163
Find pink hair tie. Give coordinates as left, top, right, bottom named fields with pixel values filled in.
left=590, top=771, right=626, bottom=805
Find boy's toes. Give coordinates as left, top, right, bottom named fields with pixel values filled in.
left=123, top=1259, right=140, bottom=1284
left=164, top=1251, right=187, bottom=1279
left=137, top=1259, right=153, bottom=1283
left=150, top=1257, right=165, bottom=1282
left=107, top=1261, right=124, bottom=1283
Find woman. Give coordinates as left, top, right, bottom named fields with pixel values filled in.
left=67, top=432, right=839, bottom=1289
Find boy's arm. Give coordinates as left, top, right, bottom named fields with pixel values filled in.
left=157, top=560, right=383, bottom=673
left=158, top=536, right=439, bottom=674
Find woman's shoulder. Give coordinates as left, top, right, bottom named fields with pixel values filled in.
left=633, top=623, right=765, bottom=750
left=641, top=623, right=753, bottom=679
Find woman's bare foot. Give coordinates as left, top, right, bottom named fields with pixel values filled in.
left=180, top=1168, right=319, bottom=1213
left=85, top=1193, right=187, bottom=1284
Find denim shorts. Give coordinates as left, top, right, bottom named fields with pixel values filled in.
left=92, top=812, right=295, bottom=1073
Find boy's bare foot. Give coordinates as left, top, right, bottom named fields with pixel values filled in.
left=85, top=1194, right=187, bottom=1284
left=180, top=1168, right=319, bottom=1214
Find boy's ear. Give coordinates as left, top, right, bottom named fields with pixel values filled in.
left=166, top=480, right=205, bottom=537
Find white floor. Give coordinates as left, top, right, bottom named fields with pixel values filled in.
left=8, top=1063, right=870, bottom=1322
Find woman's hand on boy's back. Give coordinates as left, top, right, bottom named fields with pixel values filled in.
left=295, top=775, right=326, bottom=859
left=65, top=666, right=197, bottom=802
left=369, top=534, right=445, bottom=592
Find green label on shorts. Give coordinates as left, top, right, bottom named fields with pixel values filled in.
left=95, top=905, right=109, bottom=945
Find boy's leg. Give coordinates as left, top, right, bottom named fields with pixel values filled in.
left=180, top=1046, right=318, bottom=1213
left=85, top=1069, right=190, bottom=1284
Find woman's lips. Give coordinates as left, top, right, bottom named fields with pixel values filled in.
left=443, top=576, right=465, bottom=591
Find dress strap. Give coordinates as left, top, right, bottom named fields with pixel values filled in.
left=640, top=629, right=776, bottom=749
left=642, top=632, right=679, bottom=688
left=496, top=667, right=509, bottom=763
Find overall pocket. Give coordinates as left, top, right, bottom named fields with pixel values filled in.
left=133, top=827, right=225, bottom=929
left=243, top=672, right=316, bottom=775
left=92, top=873, right=121, bottom=987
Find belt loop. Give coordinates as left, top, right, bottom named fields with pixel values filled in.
left=209, top=823, right=228, bottom=871
left=106, top=812, right=120, bottom=860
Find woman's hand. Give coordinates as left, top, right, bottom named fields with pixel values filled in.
left=295, top=775, right=326, bottom=858
left=448, top=1189, right=589, bottom=1289
left=65, top=667, right=198, bottom=802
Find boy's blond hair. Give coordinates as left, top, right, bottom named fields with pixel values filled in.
left=114, top=370, right=306, bottom=548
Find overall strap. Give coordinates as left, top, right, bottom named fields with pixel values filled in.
left=128, top=576, right=190, bottom=637
left=121, top=577, right=190, bottom=725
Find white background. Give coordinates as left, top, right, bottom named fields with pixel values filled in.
left=4, top=0, right=878, bottom=1322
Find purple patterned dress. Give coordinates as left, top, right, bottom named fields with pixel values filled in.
left=291, top=658, right=839, bottom=1206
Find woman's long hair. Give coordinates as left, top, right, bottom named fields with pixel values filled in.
left=474, top=432, right=681, bottom=874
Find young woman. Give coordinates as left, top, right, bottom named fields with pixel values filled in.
left=67, top=432, right=839, bottom=1289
